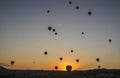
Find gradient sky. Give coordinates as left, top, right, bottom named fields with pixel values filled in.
left=0, top=0, right=120, bottom=70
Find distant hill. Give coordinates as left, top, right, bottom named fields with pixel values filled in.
left=0, top=66, right=120, bottom=78
left=0, top=66, right=9, bottom=71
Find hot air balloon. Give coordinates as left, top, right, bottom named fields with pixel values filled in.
left=71, top=50, right=73, bottom=53
left=60, top=57, right=63, bottom=61
left=54, top=66, right=58, bottom=70
left=66, top=65, right=72, bottom=71
left=98, top=65, right=101, bottom=69
left=76, top=59, right=79, bottom=63
left=108, top=39, right=112, bottom=43
left=88, top=11, right=92, bottom=16
left=47, top=10, right=50, bottom=13
left=55, top=32, right=57, bottom=35
left=81, top=32, right=84, bottom=35
left=96, top=58, right=100, bottom=62
left=69, top=1, right=72, bottom=5
left=44, top=51, right=48, bottom=55
left=11, top=60, right=14, bottom=65
left=76, top=6, right=79, bottom=10
left=48, top=26, right=52, bottom=31
left=53, top=29, right=56, bottom=32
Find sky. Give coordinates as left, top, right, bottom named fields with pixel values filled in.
left=0, top=0, right=120, bottom=70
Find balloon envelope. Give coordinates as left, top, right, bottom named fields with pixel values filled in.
left=76, top=6, right=79, bottom=10
left=98, top=65, right=101, bottom=69
left=69, top=1, right=72, bottom=4
left=11, top=61, right=14, bottom=65
left=44, top=51, right=48, bottom=55
left=76, top=59, right=79, bottom=62
left=60, top=57, right=63, bottom=61
left=82, top=32, right=84, bottom=35
left=109, top=39, right=112, bottom=43
left=48, top=26, right=52, bottom=31
left=88, top=11, right=92, bottom=16
left=53, top=29, right=56, bottom=32
left=54, top=66, right=58, bottom=70
left=66, top=65, right=72, bottom=71
left=47, top=10, right=50, bottom=13
left=96, top=58, right=100, bottom=62
left=55, top=32, right=57, bottom=35
left=71, top=50, right=73, bottom=53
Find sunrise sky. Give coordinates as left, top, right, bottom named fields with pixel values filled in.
left=0, top=0, right=120, bottom=70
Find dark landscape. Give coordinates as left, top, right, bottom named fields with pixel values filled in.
left=0, top=66, right=120, bottom=78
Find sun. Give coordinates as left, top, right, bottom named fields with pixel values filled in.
left=60, top=65, right=73, bottom=71
left=59, top=61, right=77, bottom=71
left=60, top=65, right=67, bottom=71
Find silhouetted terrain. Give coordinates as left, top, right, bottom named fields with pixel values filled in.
left=0, top=66, right=120, bottom=78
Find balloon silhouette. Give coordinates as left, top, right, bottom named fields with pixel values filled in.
left=66, top=65, right=72, bottom=71
left=53, top=29, right=56, bottom=32
left=11, top=61, right=14, bottom=65
left=108, top=39, right=112, bottom=43
left=98, top=65, right=101, bottom=69
left=48, top=26, right=52, bottom=31
left=81, top=32, right=84, bottom=35
left=54, top=66, right=58, bottom=70
left=44, top=51, right=48, bottom=55
left=71, top=50, right=73, bottom=53
left=69, top=1, right=72, bottom=5
left=60, top=57, right=63, bottom=61
left=55, top=32, right=57, bottom=35
left=47, top=10, right=50, bottom=13
left=88, top=11, right=92, bottom=16
left=76, top=6, right=79, bottom=10
left=76, top=59, right=79, bottom=63
left=96, top=58, right=100, bottom=62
